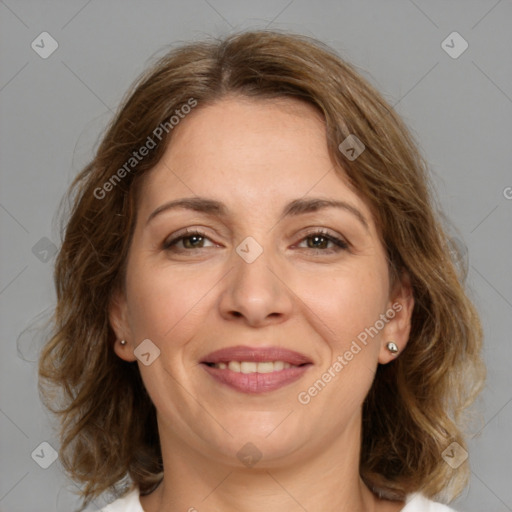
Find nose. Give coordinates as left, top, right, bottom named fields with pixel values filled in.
left=217, top=244, right=294, bottom=327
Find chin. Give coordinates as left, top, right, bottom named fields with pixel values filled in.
left=196, top=411, right=310, bottom=467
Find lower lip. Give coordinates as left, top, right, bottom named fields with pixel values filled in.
left=201, top=364, right=312, bottom=394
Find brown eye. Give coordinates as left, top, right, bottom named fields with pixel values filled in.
left=307, top=234, right=330, bottom=249
left=181, top=234, right=206, bottom=249
left=297, top=230, right=349, bottom=252
left=163, top=230, right=214, bottom=251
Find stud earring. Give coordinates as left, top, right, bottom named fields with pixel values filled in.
left=386, top=341, right=399, bottom=355
left=120, top=339, right=127, bottom=346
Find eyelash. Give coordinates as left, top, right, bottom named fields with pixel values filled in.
left=162, top=228, right=349, bottom=253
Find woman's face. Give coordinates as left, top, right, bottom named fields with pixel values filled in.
left=111, top=96, right=413, bottom=467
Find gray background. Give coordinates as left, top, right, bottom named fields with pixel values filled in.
left=1, top=1, right=511, bottom=511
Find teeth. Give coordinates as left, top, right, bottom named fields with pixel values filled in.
left=240, top=362, right=257, bottom=374
left=255, top=362, right=274, bottom=373
left=228, top=361, right=240, bottom=372
left=213, top=361, right=295, bottom=373
left=273, top=361, right=284, bottom=371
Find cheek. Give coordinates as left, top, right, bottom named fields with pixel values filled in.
left=124, top=259, right=217, bottom=343
left=296, top=260, right=389, bottom=350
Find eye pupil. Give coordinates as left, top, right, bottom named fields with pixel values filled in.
left=184, top=235, right=203, bottom=248
left=308, top=235, right=328, bottom=249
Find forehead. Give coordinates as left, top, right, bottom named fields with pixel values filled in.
left=166, top=95, right=329, bottom=169
left=136, top=96, right=373, bottom=225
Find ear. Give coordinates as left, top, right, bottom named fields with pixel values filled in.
left=378, top=270, right=415, bottom=364
left=109, top=288, right=137, bottom=362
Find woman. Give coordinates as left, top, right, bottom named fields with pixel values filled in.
left=39, top=30, right=485, bottom=512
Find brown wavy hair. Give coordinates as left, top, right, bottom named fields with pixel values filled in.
left=38, top=30, right=486, bottom=510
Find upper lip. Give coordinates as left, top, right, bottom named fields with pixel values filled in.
left=201, top=345, right=312, bottom=366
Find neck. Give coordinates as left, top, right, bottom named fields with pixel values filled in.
left=140, top=412, right=388, bottom=512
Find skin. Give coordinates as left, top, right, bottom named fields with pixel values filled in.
left=110, top=95, right=414, bottom=512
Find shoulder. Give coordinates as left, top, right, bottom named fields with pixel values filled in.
left=96, top=488, right=460, bottom=512
left=402, top=492, right=460, bottom=511
left=96, top=486, right=143, bottom=512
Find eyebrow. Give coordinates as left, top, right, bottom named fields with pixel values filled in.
left=146, top=196, right=369, bottom=231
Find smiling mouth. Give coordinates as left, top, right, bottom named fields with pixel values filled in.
left=200, top=345, right=313, bottom=393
